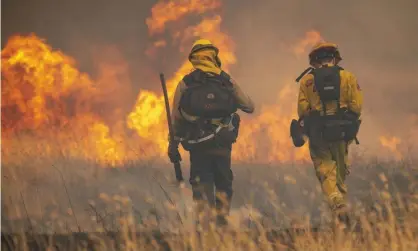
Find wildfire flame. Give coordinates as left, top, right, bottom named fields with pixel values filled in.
left=379, top=136, right=403, bottom=160
left=127, top=1, right=236, bottom=156
left=1, top=34, right=131, bottom=165
left=6, top=0, right=402, bottom=167
left=233, top=84, right=309, bottom=163
left=127, top=0, right=308, bottom=164
left=0, top=0, right=314, bottom=167
left=146, top=0, right=222, bottom=35
left=1, top=34, right=97, bottom=131
left=292, top=30, right=324, bottom=57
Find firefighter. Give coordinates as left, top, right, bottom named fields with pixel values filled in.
left=167, top=39, right=255, bottom=227
left=295, top=42, right=363, bottom=225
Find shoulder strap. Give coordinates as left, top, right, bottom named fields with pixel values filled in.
left=182, top=73, right=193, bottom=87
left=184, top=69, right=233, bottom=88
left=295, top=67, right=314, bottom=83
left=220, top=70, right=231, bottom=81
left=183, top=69, right=206, bottom=87
left=218, top=70, right=234, bottom=88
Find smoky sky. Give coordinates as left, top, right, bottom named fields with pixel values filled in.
left=2, top=0, right=418, bottom=143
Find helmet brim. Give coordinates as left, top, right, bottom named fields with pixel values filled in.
left=189, top=44, right=219, bottom=59
left=309, top=45, right=342, bottom=66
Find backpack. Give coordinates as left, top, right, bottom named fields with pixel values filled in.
left=311, top=65, right=361, bottom=143
left=178, top=69, right=240, bottom=150
left=179, top=69, right=238, bottom=119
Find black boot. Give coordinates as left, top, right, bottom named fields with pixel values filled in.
left=216, top=214, right=228, bottom=228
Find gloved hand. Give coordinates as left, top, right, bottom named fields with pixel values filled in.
left=168, top=142, right=182, bottom=163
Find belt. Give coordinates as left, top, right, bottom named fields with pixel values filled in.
left=177, top=114, right=235, bottom=145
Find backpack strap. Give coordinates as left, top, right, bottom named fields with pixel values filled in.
left=183, top=69, right=203, bottom=87
left=220, top=70, right=231, bottom=81
left=182, top=73, right=193, bottom=87
left=184, top=69, right=233, bottom=88
left=333, top=66, right=344, bottom=114
left=295, top=67, right=314, bottom=83
left=218, top=71, right=235, bottom=90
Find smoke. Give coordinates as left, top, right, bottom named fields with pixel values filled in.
left=2, top=0, right=418, bottom=155
left=221, top=0, right=418, bottom=152
left=2, top=0, right=418, bottom=233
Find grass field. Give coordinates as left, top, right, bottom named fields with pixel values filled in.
left=2, top=134, right=418, bottom=250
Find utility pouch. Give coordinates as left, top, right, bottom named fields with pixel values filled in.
left=321, top=115, right=348, bottom=142
left=180, top=113, right=240, bottom=151
left=290, top=119, right=306, bottom=147
left=341, top=111, right=361, bottom=142
left=321, top=112, right=360, bottom=142
left=215, top=113, right=240, bottom=145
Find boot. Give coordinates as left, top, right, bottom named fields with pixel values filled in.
left=334, top=204, right=351, bottom=231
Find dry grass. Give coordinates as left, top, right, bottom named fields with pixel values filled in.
left=1, top=134, right=418, bottom=250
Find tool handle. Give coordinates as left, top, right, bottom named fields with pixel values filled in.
left=160, top=73, right=184, bottom=183
left=160, top=73, right=174, bottom=141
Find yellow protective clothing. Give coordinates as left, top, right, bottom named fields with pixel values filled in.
left=188, top=39, right=221, bottom=72
left=171, top=40, right=254, bottom=138
left=297, top=62, right=363, bottom=211
left=297, top=65, right=363, bottom=118
left=309, top=140, right=349, bottom=210
left=169, top=40, right=255, bottom=229
left=189, top=49, right=222, bottom=75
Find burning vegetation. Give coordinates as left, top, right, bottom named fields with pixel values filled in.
left=0, top=0, right=411, bottom=167
left=1, top=0, right=313, bottom=167
left=1, top=1, right=418, bottom=250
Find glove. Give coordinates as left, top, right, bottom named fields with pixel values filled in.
left=168, top=142, right=182, bottom=163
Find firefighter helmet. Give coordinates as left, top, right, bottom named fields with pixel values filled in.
left=188, top=39, right=221, bottom=67
left=189, top=39, right=219, bottom=57
left=309, top=42, right=342, bottom=66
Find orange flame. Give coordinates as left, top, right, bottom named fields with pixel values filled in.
left=146, top=0, right=222, bottom=35
left=379, top=136, right=403, bottom=160
left=1, top=34, right=97, bottom=131
left=127, top=1, right=235, bottom=156
left=292, top=30, right=324, bottom=57
left=1, top=34, right=130, bottom=166
left=2, top=2, right=315, bottom=167
left=233, top=84, right=309, bottom=164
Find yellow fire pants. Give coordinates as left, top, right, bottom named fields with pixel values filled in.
left=309, top=140, right=349, bottom=211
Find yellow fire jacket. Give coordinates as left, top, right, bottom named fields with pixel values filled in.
left=297, top=65, right=363, bottom=119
